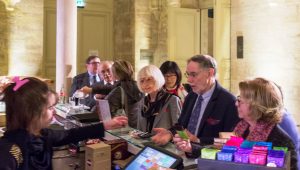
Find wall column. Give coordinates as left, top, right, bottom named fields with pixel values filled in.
left=56, top=0, right=77, bottom=96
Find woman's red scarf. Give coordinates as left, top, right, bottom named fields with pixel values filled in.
left=233, top=120, right=275, bottom=141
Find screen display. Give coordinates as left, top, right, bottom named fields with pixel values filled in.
left=125, top=147, right=177, bottom=170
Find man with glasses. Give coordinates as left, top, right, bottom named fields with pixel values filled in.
left=152, top=55, right=239, bottom=157
left=80, top=60, right=117, bottom=100
left=70, top=55, right=101, bottom=109
left=98, top=61, right=115, bottom=86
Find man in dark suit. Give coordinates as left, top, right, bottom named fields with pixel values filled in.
left=98, top=61, right=115, bottom=86
left=70, top=55, right=101, bottom=109
left=80, top=60, right=117, bottom=98
left=152, top=55, right=239, bottom=153
left=92, top=60, right=117, bottom=99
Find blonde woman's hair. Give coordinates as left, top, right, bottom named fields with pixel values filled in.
left=239, top=77, right=283, bottom=124
left=137, top=65, right=165, bottom=92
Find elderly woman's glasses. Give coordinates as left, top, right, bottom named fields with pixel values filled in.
left=236, top=95, right=247, bottom=105
left=236, top=96, right=241, bottom=104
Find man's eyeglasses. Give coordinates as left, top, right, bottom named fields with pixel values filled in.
left=184, top=71, right=201, bottom=78
left=89, top=62, right=100, bottom=65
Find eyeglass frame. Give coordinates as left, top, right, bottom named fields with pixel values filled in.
left=236, top=95, right=248, bottom=105
left=164, top=74, right=177, bottom=78
left=184, top=68, right=209, bottom=78
left=88, top=62, right=100, bottom=65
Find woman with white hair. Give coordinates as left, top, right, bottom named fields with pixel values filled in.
left=137, top=65, right=181, bottom=133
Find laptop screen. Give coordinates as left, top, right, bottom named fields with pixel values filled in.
left=125, top=146, right=177, bottom=169
left=97, top=99, right=112, bottom=121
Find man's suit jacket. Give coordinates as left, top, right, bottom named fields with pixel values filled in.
left=97, top=80, right=117, bottom=86
left=70, top=72, right=100, bottom=109
left=173, top=81, right=239, bottom=144
left=70, top=72, right=90, bottom=96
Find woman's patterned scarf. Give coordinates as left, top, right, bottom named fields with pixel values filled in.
left=141, top=89, right=172, bottom=119
left=233, top=120, right=275, bottom=141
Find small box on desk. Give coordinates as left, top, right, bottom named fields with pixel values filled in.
left=197, top=151, right=290, bottom=170
left=0, top=113, right=6, bottom=127
left=85, top=143, right=111, bottom=170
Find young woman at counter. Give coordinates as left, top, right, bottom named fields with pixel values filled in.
left=0, top=77, right=127, bottom=170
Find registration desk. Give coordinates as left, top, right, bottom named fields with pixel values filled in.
left=105, top=128, right=197, bottom=169
left=51, top=104, right=197, bottom=170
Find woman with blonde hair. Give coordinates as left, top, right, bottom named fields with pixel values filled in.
left=233, top=77, right=297, bottom=169
left=136, top=65, right=181, bottom=133
left=0, top=77, right=127, bottom=169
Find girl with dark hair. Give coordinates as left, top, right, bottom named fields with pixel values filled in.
left=0, top=77, right=127, bottom=170
left=160, top=61, right=188, bottom=104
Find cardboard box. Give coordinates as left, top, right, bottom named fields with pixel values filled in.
left=0, top=113, right=6, bottom=127
left=85, top=143, right=111, bottom=170
left=85, top=160, right=111, bottom=170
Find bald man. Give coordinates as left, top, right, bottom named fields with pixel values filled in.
left=98, top=61, right=115, bottom=85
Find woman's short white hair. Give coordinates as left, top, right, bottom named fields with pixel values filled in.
left=137, top=65, right=165, bottom=92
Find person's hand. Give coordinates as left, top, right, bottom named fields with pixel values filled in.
left=85, top=138, right=101, bottom=145
left=151, top=128, right=173, bottom=145
left=80, top=86, right=92, bottom=95
left=173, top=134, right=192, bottom=153
left=103, top=116, right=128, bottom=130
left=186, top=130, right=199, bottom=143
left=0, top=77, right=11, bottom=93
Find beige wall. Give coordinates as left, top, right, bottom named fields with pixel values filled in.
left=0, top=1, right=8, bottom=75
left=0, top=0, right=43, bottom=76
left=113, top=0, right=135, bottom=64
left=231, top=0, right=300, bottom=124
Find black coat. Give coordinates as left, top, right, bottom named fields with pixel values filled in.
left=0, top=123, right=105, bottom=170
left=267, top=126, right=298, bottom=170
left=70, top=72, right=101, bottom=109
left=171, top=81, right=239, bottom=144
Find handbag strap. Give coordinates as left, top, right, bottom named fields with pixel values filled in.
left=119, top=86, right=125, bottom=108
left=119, top=86, right=128, bottom=114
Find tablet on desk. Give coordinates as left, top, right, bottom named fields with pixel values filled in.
left=124, top=144, right=183, bottom=170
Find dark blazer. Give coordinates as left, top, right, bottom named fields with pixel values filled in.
left=97, top=80, right=117, bottom=86
left=91, top=81, right=116, bottom=95
left=171, top=81, right=239, bottom=144
left=70, top=72, right=100, bottom=109
left=70, top=72, right=90, bottom=96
